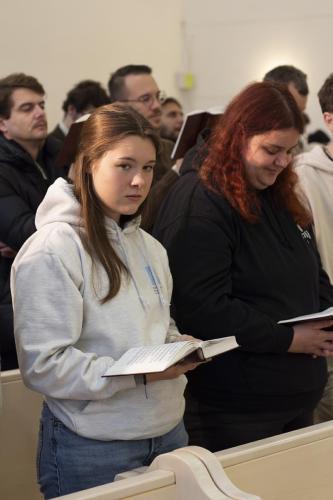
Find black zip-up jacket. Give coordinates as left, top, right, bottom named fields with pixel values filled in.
left=0, top=134, right=64, bottom=368
left=153, top=171, right=333, bottom=412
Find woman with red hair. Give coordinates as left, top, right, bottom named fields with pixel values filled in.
left=153, top=81, right=333, bottom=452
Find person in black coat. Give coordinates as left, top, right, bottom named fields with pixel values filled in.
left=141, top=128, right=210, bottom=232
left=48, top=79, right=110, bottom=146
left=0, top=73, right=65, bottom=369
left=153, top=81, right=333, bottom=452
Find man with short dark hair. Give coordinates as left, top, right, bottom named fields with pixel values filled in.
left=294, top=73, right=333, bottom=423
left=263, top=65, right=309, bottom=112
left=0, top=73, right=65, bottom=369
left=160, top=97, right=184, bottom=142
left=264, top=65, right=309, bottom=154
left=49, top=80, right=110, bottom=144
left=108, top=65, right=173, bottom=182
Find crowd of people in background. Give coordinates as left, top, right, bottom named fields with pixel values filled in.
left=1, top=63, right=333, bottom=497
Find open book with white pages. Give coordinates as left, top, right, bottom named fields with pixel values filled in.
left=278, top=306, right=333, bottom=325
left=171, top=107, right=223, bottom=160
left=103, top=336, right=239, bottom=377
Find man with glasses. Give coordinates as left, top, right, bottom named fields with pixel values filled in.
left=108, top=65, right=173, bottom=182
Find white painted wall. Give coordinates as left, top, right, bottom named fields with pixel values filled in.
left=181, top=0, right=333, bottom=135
left=1, top=0, right=182, bottom=129
left=1, top=1, right=333, bottom=135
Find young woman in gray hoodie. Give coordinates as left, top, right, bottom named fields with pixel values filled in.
left=11, top=104, right=199, bottom=498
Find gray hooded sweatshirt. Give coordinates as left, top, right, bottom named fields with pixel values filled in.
left=295, top=145, right=333, bottom=283
left=11, top=178, right=186, bottom=440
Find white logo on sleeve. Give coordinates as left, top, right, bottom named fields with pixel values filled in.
left=297, top=224, right=312, bottom=243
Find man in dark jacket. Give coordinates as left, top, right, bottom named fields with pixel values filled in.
left=48, top=79, right=110, bottom=145
left=0, top=73, right=65, bottom=369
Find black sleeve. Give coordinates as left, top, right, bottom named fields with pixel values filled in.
left=0, top=174, right=36, bottom=250
left=308, top=226, right=333, bottom=309
left=319, top=267, right=333, bottom=310
left=169, top=215, right=293, bottom=353
left=318, top=259, right=333, bottom=310
left=141, top=170, right=179, bottom=232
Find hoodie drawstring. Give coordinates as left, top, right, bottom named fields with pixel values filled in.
left=114, top=226, right=166, bottom=311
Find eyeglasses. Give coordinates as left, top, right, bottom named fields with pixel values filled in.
left=120, top=90, right=166, bottom=107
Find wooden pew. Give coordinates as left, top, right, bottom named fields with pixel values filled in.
left=2, top=369, right=333, bottom=500
left=0, top=369, right=43, bottom=500
left=217, top=421, right=333, bottom=500
left=55, top=447, right=258, bottom=499
left=56, top=422, right=333, bottom=499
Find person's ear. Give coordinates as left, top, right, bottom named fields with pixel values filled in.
left=67, top=104, right=79, bottom=121
left=89, top=159, right=96, bottom=174
left=0, top=117, right=8, bottom=134
left=323, top=112, right=333, bottom=130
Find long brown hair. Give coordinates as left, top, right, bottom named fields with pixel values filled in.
left=72, top=103, right=160, bottom=303
left=200, top=81, right=311, bottom=226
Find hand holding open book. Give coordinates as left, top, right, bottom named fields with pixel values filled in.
left=103, top=336, right=238, bottom=377
left=279, top=307, right=333, bottom=357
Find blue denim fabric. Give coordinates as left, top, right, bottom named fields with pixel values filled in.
left=37, top=402, right=188, bottom=499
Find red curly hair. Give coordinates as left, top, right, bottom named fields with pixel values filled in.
left=200, top=81, right=311, bottom=227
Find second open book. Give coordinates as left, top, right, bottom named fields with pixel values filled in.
left=103, top=336, right=238, bottom=377
left=278, top=306, right=333, bottom=325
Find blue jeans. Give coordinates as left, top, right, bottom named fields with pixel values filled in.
left=38, top=403, right=188, bottom=499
